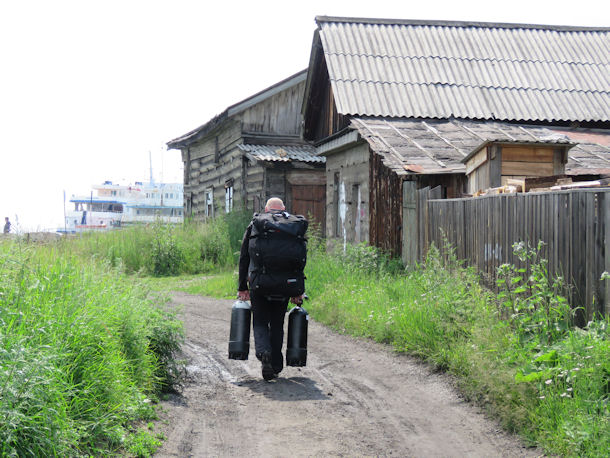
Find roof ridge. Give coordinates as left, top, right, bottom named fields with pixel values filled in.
left=316, top=16, right=610, bottom=32
left=329, top=79, right=610, bottom=94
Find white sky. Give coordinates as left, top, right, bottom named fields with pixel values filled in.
left=0, top=0, right=608, bottom=231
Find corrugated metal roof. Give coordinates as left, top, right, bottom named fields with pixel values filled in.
left=238, top=144, right=324, bottom=163
left=316, top=17, right=610, bottom=122
left=350, top=118, right=610, bottom=175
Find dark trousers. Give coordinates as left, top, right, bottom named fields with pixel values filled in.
left=250, top=291, right=288, bottom=373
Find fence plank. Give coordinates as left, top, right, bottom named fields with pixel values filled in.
left=417, top=189, right=609, bottom=319
left=604, top=191, right=610, bottom=316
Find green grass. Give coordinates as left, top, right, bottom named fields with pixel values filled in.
left=0, top=214, right=253, bottom=454
left=58, top=209, right=252, bottom=277
left=304, top=242, right=609, bottom=456
left=0, top=239, right=184, bottom=456
left=3, top=217, right=607, bottom=456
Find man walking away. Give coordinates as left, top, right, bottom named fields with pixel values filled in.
left=237, top=197, right=306, bottom=381
left=3, top=217, right=10, bottom=234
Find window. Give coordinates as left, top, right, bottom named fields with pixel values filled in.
left=225, top=186, right=233, bottom=213
left=225, top=179, right=234, bottom=213
left=205, top=188, right=214, bottom=217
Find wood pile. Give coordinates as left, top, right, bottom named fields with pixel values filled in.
left=471, top=175, right=609, bottom=196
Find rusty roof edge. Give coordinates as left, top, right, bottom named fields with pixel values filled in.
left=315, top=15, right=610, bottom=32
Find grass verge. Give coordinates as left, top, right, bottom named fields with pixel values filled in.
left=0, top=240, right=184, bottom=456
left=305, top=241, right=608, bottom=456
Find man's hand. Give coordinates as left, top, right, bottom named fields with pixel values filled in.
left=290, top=294, right=304, bottom=305
left=237, top=290, right=250, bottom=301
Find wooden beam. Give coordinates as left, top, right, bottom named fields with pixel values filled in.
left=465, top=147, right=488, bottom=175
left=502, top=161, right=554, bottom=176
left=502, top=146, right=554, bottom=162
left=489, top=145, right=502, bottom=187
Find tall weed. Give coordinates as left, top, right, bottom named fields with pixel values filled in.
left=302, top=239, right=608, bottom=456
left=0, top=241, right=183, bottom=455
left=60, top=217, right=240, bottom=276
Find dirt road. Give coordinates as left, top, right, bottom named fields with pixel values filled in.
left=154, top=293, right=537, bottom=457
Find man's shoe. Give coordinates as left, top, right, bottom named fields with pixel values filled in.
left=261, top=352, right=274, bottom=381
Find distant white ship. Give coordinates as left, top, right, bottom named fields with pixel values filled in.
left=62, top=181, right=184, bottom=232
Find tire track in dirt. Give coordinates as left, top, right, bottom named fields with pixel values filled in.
left=154, top=293, right=539, bottom=457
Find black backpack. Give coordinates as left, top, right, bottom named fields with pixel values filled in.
left=248, top=212, right=308, bottom=297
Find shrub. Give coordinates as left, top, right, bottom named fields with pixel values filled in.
left=147, top=222, right=185, bottom=276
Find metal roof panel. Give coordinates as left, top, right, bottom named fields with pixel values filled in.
left=238, top=144, right=325, bottom=164
left=318, top=19, right=610, bottom=122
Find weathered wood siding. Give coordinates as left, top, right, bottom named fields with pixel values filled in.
left=418, top=188, right=609, bottom=323
left=370, top=152, right=404, bottom=256
left=240, top=80, right=305, bottom=135
left=183, top=120, right=243, bottom=218
left=325, top=143, right=370, bottom=242
left=467, top=144, right=567, bottom=194
left=303, top=56, right=349, bottom=142
left=244, top=156, right=266, bottom=212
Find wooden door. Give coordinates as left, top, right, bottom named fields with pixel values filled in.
left=290, top=184, right=326, bottom=234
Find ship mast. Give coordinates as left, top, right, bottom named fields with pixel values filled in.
left=148, top=150, right=154, bottom=186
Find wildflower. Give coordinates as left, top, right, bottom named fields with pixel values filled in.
left=545, top=379, right=553, bottom=385
left=566, top=388, right=573, bottom=392
left=560, top=392, right=569, bottom=398
left=539, top=396, right=546, bottom=399
left=572, top=367, right=581, bottom=372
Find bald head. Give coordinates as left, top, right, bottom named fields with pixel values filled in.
left=265, top=197, right=285, bottom=212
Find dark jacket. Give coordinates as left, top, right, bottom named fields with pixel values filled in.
left=237, top=222, right=253, bottom=291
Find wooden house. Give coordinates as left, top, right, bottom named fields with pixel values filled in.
left=167, top=70, right=326, bottom=227
left=301, top=17, right=610, bottom=261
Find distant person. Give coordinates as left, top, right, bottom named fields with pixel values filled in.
left=237, top=197, right=307, bottom=380
left=3, top=217, right=10, bottom=234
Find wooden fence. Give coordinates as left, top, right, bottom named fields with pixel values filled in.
left=408, top=186, right=609, bottom=323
